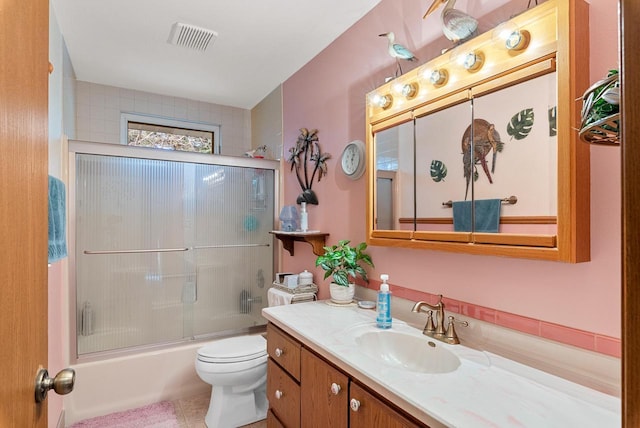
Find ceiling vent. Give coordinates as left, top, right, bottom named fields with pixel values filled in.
left=168, top=22, right=217, bottom=52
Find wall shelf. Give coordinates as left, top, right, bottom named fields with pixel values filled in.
left=270, top=231, right=329, bottom=256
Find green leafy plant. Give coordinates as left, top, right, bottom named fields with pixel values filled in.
left=315, top=240, right=374, bottom=287
left=581, top=70, right=619, bottom=130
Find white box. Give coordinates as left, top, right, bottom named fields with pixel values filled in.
left=275, top=272, right=294, bottom=285
left=284, top=274, right=299, bottom=289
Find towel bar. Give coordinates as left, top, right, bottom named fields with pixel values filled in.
left=442, top=195, right=517, bottom=208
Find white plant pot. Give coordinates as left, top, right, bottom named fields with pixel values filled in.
left=329, top=283, right=355, bottom=304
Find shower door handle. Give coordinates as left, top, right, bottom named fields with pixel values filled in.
left=35, top=367, right=75, bottom=403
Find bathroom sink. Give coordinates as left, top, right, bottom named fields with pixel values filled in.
left=355, top=331, right=461, bottom=374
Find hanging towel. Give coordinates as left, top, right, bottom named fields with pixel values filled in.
left=267, top=287, right=295, bottom=306
left=473, top=199, right=501, bottom=233
left=452, top=201, right=472, bottom=232
left=48, top=175, right=68, bottom=263
left=452, top=199, right=501, bottom=233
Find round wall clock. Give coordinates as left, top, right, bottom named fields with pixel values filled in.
left=340, top=140, right=366, bottom=180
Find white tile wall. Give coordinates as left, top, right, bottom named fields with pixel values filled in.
left=75, top=81, right=251, bottom=157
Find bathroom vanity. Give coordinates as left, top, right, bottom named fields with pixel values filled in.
left=266, top=323, right=422, bottom=427
left=263, top=301, right=619, bottom=428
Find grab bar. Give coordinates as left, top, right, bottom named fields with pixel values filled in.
left=84, top=247, right=189, bottom=255
left=193, top=243, right=271, bottom=250
left=442, top=195, right=518, bottom=208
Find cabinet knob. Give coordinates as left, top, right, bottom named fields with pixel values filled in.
left=275, top=347, right=283, bottom=357
left=275, top=389, right=283, bottom=400
left=350, top=398, right=360, bottom=412
left=330, top=383, right=341, bottom=395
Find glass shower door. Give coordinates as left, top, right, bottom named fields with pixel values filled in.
left=74, top=149, right=275, bottom=357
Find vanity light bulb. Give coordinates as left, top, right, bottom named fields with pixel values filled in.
left=493, top=21, right=530, bottom=51
left=429, top=69, right=448, bottom=86
left=462, top=52, right=483, bottom=71
left=463, top=53, right=477, bottom=69
left=371, top=93, right=392, bottom=109
left=401, top=83, right=418, bottom=98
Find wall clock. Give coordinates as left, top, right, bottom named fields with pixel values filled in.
left=341, top=140, right=366, bottom=180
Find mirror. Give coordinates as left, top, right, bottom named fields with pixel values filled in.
left=365, top=0, right=590, bottom=262
left=374, top=121, right=414, bottom=231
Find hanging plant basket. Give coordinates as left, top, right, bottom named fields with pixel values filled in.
left=579, top=71, right=620, bottom=145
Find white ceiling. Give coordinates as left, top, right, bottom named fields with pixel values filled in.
left=51, top=0, right=382, bottom=109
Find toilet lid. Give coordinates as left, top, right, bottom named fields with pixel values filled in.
left=197, top=335, right=266, bottom=363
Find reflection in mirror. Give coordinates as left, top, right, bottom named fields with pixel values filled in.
left=473, top=71, right=558, bottom=235
left=414, top=100, right=472, bottom=233
left=374, top=121, right=414, bottom=231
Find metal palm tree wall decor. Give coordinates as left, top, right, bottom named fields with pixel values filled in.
left=287, top=128, right=331, bottom=205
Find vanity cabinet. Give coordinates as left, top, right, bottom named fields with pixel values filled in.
left=266, top=323, right=427, bottom=428
left=366, top=0, right=590, bottom=262
left=350, top=382, right=420, bottom=428
left=301, top=348, right=349, bottom=428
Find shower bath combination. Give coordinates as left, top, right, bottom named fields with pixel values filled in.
left=69, top=141, right=279, bottom=359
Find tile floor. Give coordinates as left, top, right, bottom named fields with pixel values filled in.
left=172, top=392, right=267, bottom=428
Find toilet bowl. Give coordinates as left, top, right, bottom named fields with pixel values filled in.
left=195, top=334, right=268, bottom=428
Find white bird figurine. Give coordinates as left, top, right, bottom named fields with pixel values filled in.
left=424, top=0, right=478, bottom=44
left=379, top=32, right=418, bottom=76
left=244, top=145, right=267, bottom=158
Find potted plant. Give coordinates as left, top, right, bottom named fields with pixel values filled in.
left=315, top=240, right=374, bottom=304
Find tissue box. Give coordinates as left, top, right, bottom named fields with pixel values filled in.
left=274, top=272, right=294, bottom=285
left=284, top=274, right=299, bottom=289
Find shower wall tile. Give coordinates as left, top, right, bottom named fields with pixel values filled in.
left=75, top=80, right=252, bottom=153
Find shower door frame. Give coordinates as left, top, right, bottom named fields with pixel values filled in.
left=67, top=140, right=281, bottom=363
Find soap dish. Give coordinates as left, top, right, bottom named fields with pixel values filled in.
left=357, top=300, right=376, bottom=309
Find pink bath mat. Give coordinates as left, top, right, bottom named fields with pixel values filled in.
left=70, top=401, right=180, bottom=428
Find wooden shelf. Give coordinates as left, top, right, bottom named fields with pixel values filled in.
left=270, top=231, right=329, bottom=256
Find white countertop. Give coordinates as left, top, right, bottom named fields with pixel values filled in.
left=262, top=301, right=620, bottom=428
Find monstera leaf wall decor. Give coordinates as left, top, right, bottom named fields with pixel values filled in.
left=507, top=108, right=535, bottom=140
left=548, top=106, right=557, bottom=137
left=287, top=128, right=331, bottom=205
left=430, top=160, right=448, bottom=182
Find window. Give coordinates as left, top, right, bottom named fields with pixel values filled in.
left=121, top=113, right=221, bottom=154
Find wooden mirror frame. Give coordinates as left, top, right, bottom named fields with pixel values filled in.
left=365, top=0, right=590, bottom=262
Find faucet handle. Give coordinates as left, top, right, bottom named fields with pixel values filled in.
left=444, top=316, right=468, bottom=345
left=423, top=310, right=436, bottom=335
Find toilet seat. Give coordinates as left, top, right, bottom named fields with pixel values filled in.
left=197, top=334, right=266, bottom=364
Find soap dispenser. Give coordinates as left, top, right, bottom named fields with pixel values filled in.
left=376, top=274, right=392, bottom=329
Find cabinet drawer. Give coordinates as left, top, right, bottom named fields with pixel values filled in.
left=268, top=358, right=300, bottom=428
left=267, top=323, right=301, bottom=381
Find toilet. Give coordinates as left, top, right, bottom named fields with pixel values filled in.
left=195, top=334, right=268, bottom=428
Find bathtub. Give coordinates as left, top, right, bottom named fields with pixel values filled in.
left=65, top=317, right=266, bottom=425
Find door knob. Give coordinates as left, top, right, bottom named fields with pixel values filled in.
left=35, top=368, right=75, bottom=403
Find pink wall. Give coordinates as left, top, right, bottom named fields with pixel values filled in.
left=281, top=0, right=621, bottom=339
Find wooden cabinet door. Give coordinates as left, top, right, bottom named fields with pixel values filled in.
left=301, top=348, right=348, bottom=428
left=349, top=382, right=424, bottom=428
left=268, top=359, right=300, bottom=428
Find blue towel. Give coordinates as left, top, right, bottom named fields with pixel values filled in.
left=48, top=175, right=68, bottom=263
left=452, top=199, right=501, bottom=233
left=452, top=201, right=472, bottom=232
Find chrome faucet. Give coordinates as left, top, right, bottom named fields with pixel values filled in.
left=411, top=295, right=446, bottom=338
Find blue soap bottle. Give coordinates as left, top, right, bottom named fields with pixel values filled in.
left=376, top=274, right=392, bottom=329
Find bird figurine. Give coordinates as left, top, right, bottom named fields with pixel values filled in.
left=244, top=145, right=267, bottom=158
left=379, top=32, right=418, bottom=76
left=423, top=0, right=478, bottom=45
